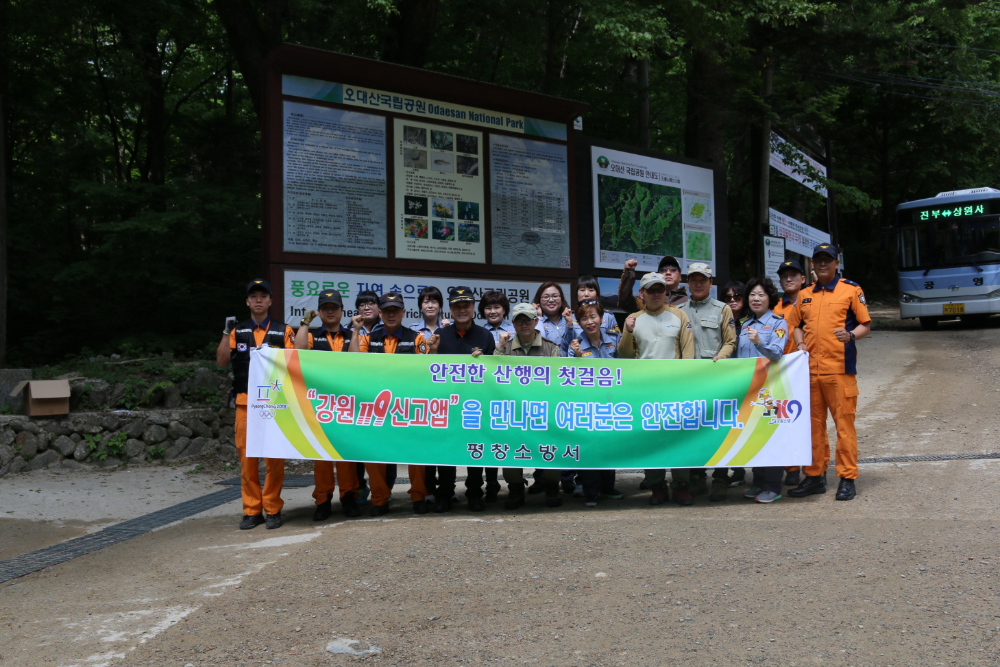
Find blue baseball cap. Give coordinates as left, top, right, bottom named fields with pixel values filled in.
left=812, top=244, right=838, bottom=259
left=777, top=259, right=804, bottom=274
left=246, top=279, right=272, bottom=295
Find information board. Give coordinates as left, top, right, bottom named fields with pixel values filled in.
left=282, top=102, right=387, bottom=256
left=490, top=135, right=571, bottom=268
left=284, top=269, right=569, bottom=329
left=591, top=146, right=717, bottom=274
left=763, top=236, right=785, bottom=289
left=768, top=208, right=830, bottom=256
left=393, top=118, right=485, bottom=263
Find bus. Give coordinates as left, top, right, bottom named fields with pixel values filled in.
left=896, top=187, right=1000, bottom=329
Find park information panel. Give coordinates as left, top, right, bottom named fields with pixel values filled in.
left=591, top=146, right=718, bottom=275
left=262, top=48, right=587, bottom=321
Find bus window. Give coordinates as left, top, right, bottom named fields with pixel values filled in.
left=898, top=225, right=932, bottom=268
left=900, top=227, right=918, bottom=267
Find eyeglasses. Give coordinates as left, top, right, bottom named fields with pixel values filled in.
left=540, top=295, right=562, bottom=302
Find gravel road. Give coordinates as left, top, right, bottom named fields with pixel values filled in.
left=2, top=324, right=999, bottom=667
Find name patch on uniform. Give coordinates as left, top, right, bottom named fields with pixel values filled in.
left=801, top=298, right=812, bottom=304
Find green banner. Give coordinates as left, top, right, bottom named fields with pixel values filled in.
left=246, top=349, right=812, bottom=469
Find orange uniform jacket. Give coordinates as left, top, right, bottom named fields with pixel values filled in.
left=785, top=278, right=871, bottom=375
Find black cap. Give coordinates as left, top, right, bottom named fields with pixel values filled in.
left=812, top=243, right=838, bottom=259
left=448, top=286, right=476, bottom=304
left=378, top=292, right=405, bottom=309
left=246, top=279, right=272, bottom=295
left=318, top=290, right=343, bottom=307
left=777, top=259, right=804, bottom=275
left=657, top=256, right=680, bottom=272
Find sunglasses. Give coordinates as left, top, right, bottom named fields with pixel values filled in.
left=724, top=294, right=744, bottom=301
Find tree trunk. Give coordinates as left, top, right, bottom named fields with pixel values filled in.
left=139, top=33, right=166, bottom=185
left=215, top=0, right=284, bottom=118
left=638, top=58, right=650, bottom=149
left=684, top=48, right=727, bottom=164
left=0, top=0, right=9, bottom=367
left=381, top=0, right=441, bottom=68
left=540, top=0, right=562, bottom=93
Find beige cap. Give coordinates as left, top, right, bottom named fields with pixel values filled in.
left=511, top=303, right=538, bottom=320
left=686, top=262, right=713, bottom=278
left=639, top=272, right=667, bottom=289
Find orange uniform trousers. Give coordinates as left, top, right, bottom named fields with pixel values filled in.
left=364, top=463, right=427, bottom=506
left=313, top=461, right=361, bottom=505
left=235, top=404, right=285, bottom=516
left=806, top=373, right=860, bottom=479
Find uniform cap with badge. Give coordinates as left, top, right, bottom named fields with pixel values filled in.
left=448, top=285, right=476, bottom=304
left=246, top=279, right=272, bottom=295
left=639, top=272, right=667, bottom=289
left=511, top=303, right=538, bottom=321
left=812, top=243, right=838, bottom=259
left=777, top=259, right=804, bottom=275
left=317, top=290, right=343, bottom=307
left=378, top=292, right=406, bottom=309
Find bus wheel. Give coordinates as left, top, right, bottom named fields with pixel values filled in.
left=919, top=317, right=938, bottom=330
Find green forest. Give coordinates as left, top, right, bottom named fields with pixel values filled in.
left=4, top=0, right=1000, bottom=365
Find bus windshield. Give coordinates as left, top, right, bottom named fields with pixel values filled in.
left=898, top=217, right=1000, bottom=269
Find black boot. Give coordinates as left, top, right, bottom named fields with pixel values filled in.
left=788, top=474, right=827, bottom=498
left=835, top=478, right=856, bottom=501
left=312, top=498, right=332, bottom=521
left=341, top=492, right=360, bottom=518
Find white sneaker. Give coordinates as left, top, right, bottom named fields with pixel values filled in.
left=573, top=483, right=584, bottom=498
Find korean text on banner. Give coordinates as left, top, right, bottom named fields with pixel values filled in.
left=246, top=349, right=812, bottom=469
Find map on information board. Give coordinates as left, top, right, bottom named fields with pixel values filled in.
left=592, top=147, right=717, bottom=273
left=597, top=176, right=683, bottom=258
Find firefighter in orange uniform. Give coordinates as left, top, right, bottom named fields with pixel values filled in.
left=215, top=279, right=294, bottom=530
left=772, top=259, right=808, bottom=487
left=348, top=292, right=431, bottom=516
left=294, top=289, right=361, bottom=520
left=786, top=245, right=871, bottom=501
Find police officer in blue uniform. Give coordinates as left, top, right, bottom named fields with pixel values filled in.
left=736, top=277, right=790, bottom=504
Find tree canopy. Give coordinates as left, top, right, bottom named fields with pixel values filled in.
left=5, top=0, right=1000, bottom=364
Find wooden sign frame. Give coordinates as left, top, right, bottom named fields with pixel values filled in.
left=261, top=44, right=589, bottom=319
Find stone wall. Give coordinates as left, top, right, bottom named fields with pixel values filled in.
left=0, top=408, right=239, bottom=476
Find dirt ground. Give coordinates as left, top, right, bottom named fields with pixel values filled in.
left=2, top=319, right=1000, bottom=667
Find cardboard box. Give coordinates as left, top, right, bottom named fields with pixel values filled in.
left=10, top=380, right=72, bottom=417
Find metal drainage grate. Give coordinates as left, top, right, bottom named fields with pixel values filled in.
left=857, top=452, right=1000, bottom=465
left=0, top=487, right=241, bottom=584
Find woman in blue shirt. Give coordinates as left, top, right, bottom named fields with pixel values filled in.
left=532, top=281, right=569, bottom=356
left=737, top=277, right=790, bottom=503
left=562, top=275, right=620, bottom=353
left=568, top=300, right=624, bottom=506
left=479, top=289, right=515, bottom=346
left=410, top=286, right=450, bottom=337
